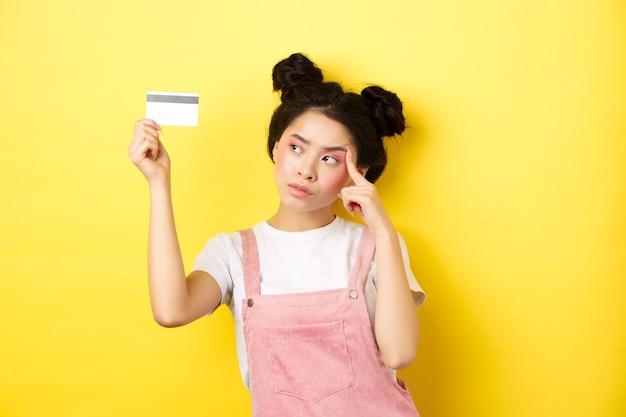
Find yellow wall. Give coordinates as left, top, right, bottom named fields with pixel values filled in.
left=1, top=1, right=624, bottom=416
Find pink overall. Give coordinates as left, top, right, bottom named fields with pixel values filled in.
left=240, top=228, right=420, bottom=417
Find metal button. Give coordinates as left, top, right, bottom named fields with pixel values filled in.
left=348, top=290, right=358, bottom=299
left=247, top=298, right=254, bottom=307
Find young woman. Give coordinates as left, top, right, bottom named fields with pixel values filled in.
left=129, top=53, right=425, bottom=416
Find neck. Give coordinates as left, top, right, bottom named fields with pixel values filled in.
left=267, top=204, right=336, bottom=232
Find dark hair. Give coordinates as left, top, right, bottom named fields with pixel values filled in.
left=267, top=53, right=405, bottom=183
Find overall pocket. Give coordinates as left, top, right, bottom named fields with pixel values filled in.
left=264, top=320, right=355, bottom=403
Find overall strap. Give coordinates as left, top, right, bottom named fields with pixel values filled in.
left=347, top=227, right=376, bottom=290
left=239, top=229, right=261, bottom=297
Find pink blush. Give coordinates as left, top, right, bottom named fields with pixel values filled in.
left=323, top=166, right=350, bottom=190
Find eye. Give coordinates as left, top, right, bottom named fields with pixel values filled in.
left=322, top=155, right=339, bottom=165
left=289, top=144, right=303, bottom=154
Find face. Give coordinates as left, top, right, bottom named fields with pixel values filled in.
left=272, top=110, right=356, bottom=214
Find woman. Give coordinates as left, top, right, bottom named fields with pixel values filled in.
left=129, top=52, right=425, bottom=416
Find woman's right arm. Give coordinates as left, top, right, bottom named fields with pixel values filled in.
left=129, top=119, right=221, bottom=327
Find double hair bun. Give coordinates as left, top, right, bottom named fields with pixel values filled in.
left=272, top=53, right=405, bottom=138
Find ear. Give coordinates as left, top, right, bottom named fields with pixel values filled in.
left=272, top=141, right=279, bottom=162
left=358, top=166, right=369, bottom=177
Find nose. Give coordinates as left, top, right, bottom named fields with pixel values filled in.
left=297, top=156, right=316, bottom=181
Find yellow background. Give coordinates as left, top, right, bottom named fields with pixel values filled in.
left=1, top=1, right=624, bottom=416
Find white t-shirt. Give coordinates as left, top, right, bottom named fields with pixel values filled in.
left=192, top=216, right=425, bottom=388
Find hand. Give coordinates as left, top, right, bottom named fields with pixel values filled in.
left=128, top=119, right=171, bottom=184
left=338, top=146, right=393, bottom=236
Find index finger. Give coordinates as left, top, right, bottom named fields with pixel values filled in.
left=135, top=118, right=160, bottom=130
left=133, top=119, right=162, bottom=141
left=345, top=145, right=367, bottom=185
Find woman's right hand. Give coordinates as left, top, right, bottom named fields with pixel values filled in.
left=128, top=119, right=171, bottom=184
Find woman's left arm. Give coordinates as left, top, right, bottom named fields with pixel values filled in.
left=339, top=147, right=419, bottom=370
left=369, top=228, right=420, bottom=369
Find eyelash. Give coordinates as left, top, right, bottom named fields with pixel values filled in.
left=289, top=144, right=341, bottom=165
left=322, top=155, right=339, bottom=164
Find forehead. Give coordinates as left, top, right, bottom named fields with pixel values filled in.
left=282, top=110, right=354, bottom=148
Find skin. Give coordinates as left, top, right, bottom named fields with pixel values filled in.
left=128, top=110, right=419, bottom=370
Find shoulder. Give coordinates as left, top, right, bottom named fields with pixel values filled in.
left=195, top=222, right=265, bottom=263
left=199, top=230, right=241, bottom=254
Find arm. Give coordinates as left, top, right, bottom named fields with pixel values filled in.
left=339, top=146, right=419, bottom=369
left=129, top=119, right=221, bottom=327
left=370, top=228, right=420, bottom=369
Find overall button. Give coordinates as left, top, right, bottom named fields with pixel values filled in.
left=348, top=290, right=358, bottom=299
left=247, top=298, right=254, bottom=307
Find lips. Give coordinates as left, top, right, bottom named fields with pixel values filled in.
left=287, top=183, right=313, bottom=197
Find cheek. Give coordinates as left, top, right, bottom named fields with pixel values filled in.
left=273, top=149, right=291, bottom=172
left=323, top=168, right=350, bottom=190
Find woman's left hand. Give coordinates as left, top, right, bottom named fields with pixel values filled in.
left=338, top=146, right=393, bottom=236
left=341, top=147, right=419, bottom=369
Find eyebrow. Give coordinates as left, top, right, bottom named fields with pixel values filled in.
left=290, top=134, right=347, bottom=152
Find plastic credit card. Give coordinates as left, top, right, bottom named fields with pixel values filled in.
left=145, top=91, right=199, bottom=126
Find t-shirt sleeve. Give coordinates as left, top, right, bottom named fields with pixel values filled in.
left=398, top=233, right=426, bottom=308
left=190, top=233, right=238, bottom=307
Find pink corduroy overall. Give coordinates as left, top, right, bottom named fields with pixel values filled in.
left=240, top=228, right=420, bottom=417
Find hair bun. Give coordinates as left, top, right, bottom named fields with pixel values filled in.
left=361, top=86, right=405, bottom=137
left=272, top=53, right=324, bottom=100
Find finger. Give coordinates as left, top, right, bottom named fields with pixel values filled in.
left=345, top=146, right=367, bottom=185
left=341, top=196, right=363, bottom=216
left=338, top=187, right=362, bottom=216
left=135, top=119, right=161, bottom=132
left=130, top=127, right=158, bottom=152
left=130, top=134, right=160, bottom=162
left=145, top=139, right=160, bottom=161
left=130, top=142, right=155, bottom=164
left=133, top=120, right=161, bottom=145
left=132, top=127, right=162, bottom=156
left=346, top=200, right=363, bottom=215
